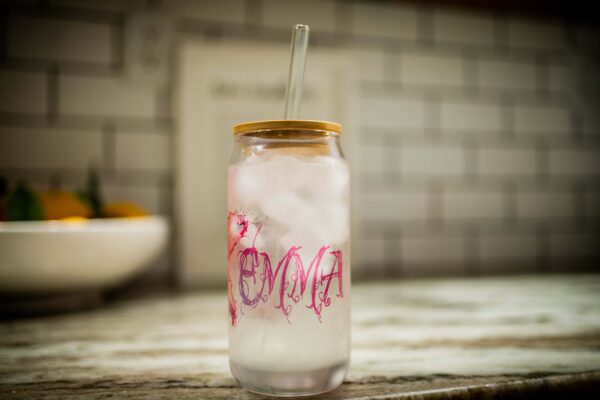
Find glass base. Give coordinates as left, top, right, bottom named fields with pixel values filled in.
left=230, top=360, right=348, bottom=397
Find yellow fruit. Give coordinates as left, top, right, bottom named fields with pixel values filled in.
left=39, top=190, right=91, bottom=220
left=103, top=202, right=148, bottom=218
left=57, top=216, right=88, bottom=224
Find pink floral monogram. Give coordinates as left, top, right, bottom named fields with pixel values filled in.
left=228, top=211, right=344, bottom=326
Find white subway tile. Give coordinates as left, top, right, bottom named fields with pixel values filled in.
left=582, top=108, right=600, bottom=136
left=0, top=70, right=47, bottom=114
left=443, top=190, right=504, bottom=220
left=349, top=47, right=385, bottom=82
left=508, top=19, right=567, bottom=50
left=479, top=234, right=538, bottom=273
left=548, top=149, right=600, bottom=177
left=401, top=144, right=464, bottom=176
left=515, top=105, right=571, bottom=135
left=516, top=191, right=575, bottom=219
left=585, top=192, right=600, bottom=217
left=0, top=128, right=102, bottom=169
left=353, top=2, right=417, bottom=40
left=401, top=235, right=465, bottom=275
left=548, top=64, right=577, bottom=93
left=361, top=96, right=425, bottom=130
left=262, top=0, right=335, bottom=33
left=399, top=53, right=464, bottom=87
left=480, top=262, right=538, bottom=275
left=478, top=59, right=536, bottom=91
left=359, top=190, right=429, bottom=222
left=359, top=143, right=385, bottom=174
left=355, top=236, right=386, bottom=272
left=478, top=147, right=537, bottom=176
left=550, top=233, right=600, bottom=258
left=433, top=9, right=495, bottom=46
left=440, top=101, right=503, bottom=133
left=115, top=132, right=171, bottom=171
left=170, top=0, right=246, bottom=24
left=480, top=234, right=537, bottom=259
left=60, top=76, right=157, bottom=118
left=7, top=15, right=112, bottom=64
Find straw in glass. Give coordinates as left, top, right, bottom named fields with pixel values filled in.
left=283, top=24, right=310, bottom=120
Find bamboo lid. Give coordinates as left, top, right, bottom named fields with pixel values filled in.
left=233, top=120, right=342, bottom=136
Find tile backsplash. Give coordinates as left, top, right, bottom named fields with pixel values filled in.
left=1, top=0, right=599, bottom=284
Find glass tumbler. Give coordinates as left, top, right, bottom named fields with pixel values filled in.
left=227, top=120, right=351, bottom=396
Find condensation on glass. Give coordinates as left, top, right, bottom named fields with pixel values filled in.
left=227, top=120, right=351, bottom=396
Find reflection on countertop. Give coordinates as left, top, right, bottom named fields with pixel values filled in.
left=1, top=275, right=600, bottom=399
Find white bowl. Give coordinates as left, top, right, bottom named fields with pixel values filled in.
left=0, top=217, right=169, bottom=294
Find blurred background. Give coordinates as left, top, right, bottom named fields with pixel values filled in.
left=1, top=0, right=599, bottom=296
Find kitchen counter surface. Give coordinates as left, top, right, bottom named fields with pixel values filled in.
left=1, top=275, right=600, bottom=399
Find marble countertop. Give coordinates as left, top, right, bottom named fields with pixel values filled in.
left=1, top=275, right=600, bottom=399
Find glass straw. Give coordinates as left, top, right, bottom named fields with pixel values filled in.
left=283, top=24, right=310, bottom=120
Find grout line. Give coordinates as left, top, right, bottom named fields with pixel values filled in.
left=46, top=63, right=59, bottom=123
left=110, top=13, right=126, bottom=72
left=463, top=48, right=479, bottom=96
left=382, top=44, right=398, bottom=87
left=358, top=174, right=600, bottom=191
left=500, top=94, right=516, bottom=142
left=503, top=180, right=518, bottom=228
left=0, top=112, right=173, bottom=132
left=340, top=217, right=600, bottom=237
left=358, top=125, right=600, bottom=148
left=424, top=91, right=441, bottom=138
left=536, top=224, right=551, bottom=272
left=0, top=167, right=174, bottom=187
left=493, top=12, right=509, bottom=54
left=102, top=121, right=116, bottom=175
left=360, top=80, right=577, bottom=108
left=536, top=139, right=549, bottom=183
left=574, top=182, right=586, bottom=224
left=427, top=181, right=444, bottom=229
left=0, top=57, right=120, bottom=75
left=390, top=135, right=403, bottom=186
left=245, top=0, right=262, bottom=34
left=384, top=226, right=401, bottom=277
left=535, top=53, right=550, bottom=99
left=334, top=0, right=352, bottom=38
left=416, top=3, right=434, bottom=49
left=464, top=137, right=479, bottom=184
left=155, top=84, right=172, bottom=124
left=570, top=108, right=584, bottom=143
left=464, top=225, right=480, bottom=275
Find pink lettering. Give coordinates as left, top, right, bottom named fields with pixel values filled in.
left=231, top=222, right=344, bottom=324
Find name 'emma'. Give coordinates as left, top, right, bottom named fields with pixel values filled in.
left=228, top=212, right=344, bottom=325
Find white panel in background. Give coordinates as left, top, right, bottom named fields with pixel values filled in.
left=175, top=40, right=356, bottom=288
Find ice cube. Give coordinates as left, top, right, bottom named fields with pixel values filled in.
left=270, top=155, right=311, bottom=193
left=261, top=191, right=309, bottom=227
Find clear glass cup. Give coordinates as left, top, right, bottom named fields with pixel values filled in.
left=227, top=120, right=351, bottom=396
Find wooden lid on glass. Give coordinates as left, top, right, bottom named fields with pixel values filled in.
left=233, top=120, right=342, bottom=136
